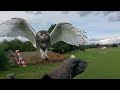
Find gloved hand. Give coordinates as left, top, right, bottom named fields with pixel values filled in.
left=42, top=58, right=88, bottom=79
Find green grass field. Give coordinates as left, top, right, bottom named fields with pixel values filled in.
left=1, top=47, right=120, bottom=79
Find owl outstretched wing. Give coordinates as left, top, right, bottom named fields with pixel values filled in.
left=0, top=18, right=37, bottom=48
left=50, top=23, right=87, bottom=47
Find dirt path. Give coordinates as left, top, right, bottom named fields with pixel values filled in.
left=10, top=51, right=69, bottom=65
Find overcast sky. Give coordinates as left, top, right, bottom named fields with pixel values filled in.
left=0, top=11, right=120, bottom=45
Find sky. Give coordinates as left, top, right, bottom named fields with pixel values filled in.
left=0, top=11, right=120, bottom=45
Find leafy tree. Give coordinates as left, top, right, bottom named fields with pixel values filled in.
left=51, top=41, right=71, bottom=53
left=0, top=44, right=10, bottom=70
left=112, top=44, right=118, bottom=47
left=19, top=41, right=37, bottom=51
left=79, top=45, right=86, bottom=52
left=1, top=39, right=37, bottom=52
left=48, top=24, right=56, bottom=34
left=2, top=39, right=22, bottom=51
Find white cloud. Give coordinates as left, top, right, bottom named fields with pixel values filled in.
left=0, top=36, right=28, bottom=42
left=88, top=35, right=120, bottom=45
left=97, top=38, right=120, bottom=45
left=0, top=11, right=120, bottom=44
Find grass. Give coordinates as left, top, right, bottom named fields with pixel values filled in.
left=1, top=47, right=120, bottom=79
left=0, top=62, right=62, bottom=79
left=66, top=47, right=120, bottom=79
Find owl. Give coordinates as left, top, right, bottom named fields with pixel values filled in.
left=36, top=30, right=50, bottom=59
left=0, top=18, right=87, bottom=59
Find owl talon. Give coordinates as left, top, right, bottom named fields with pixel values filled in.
left=41, top=54, right=49, bottom=60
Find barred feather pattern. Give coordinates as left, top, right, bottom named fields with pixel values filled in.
left=0, top=18, right=37, bottom=48
left=50, top=23, right=87, bottom=47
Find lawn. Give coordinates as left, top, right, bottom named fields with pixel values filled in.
left=1, top=47, right=120, bottom=79
left=0, top=62, right=62, bottom=79
left=67, top=47, right=120, bottom=79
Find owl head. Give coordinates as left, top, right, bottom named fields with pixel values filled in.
left=36, top=30, right=50, bottom=41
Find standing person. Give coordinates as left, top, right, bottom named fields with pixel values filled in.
left=15, top=50, right=27, bottom=67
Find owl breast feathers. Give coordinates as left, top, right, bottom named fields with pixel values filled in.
left=36, top=30, right=51, bottom=51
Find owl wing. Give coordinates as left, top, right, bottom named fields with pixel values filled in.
left=0, top=18, right=37, bottom=48
left=50, top=23, right=87, bottom=47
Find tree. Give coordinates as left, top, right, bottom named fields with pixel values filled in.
left=97, top=44, right=100, bottom=48
left=51, top=41, right=71, bottom=53
left=48, top=24, right=56, bottom=34
left=2, top=39, right=22, bottom=51
left=112, top=44, right=118, bottom=47
left=0, top=44, right=10, bottom=70
left=19, top=41, right=37, bottom=51
left=1, top=39, right=37, bottom=52
left=79, top=45, right=86, bottom=52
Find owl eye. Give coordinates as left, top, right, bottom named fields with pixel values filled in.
left=40, top=33, right=43, bottom=35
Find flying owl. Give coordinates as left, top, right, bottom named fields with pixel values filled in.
left=0, top=18, right=87, bottom=59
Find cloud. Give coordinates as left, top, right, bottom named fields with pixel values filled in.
left=76, top=11, right=116, bottom=17
left=97, top=38, right=120, bottom=45
left=77, top=11, right=120, bottom=22
left=0, top=11, right=120, bottom=44
left=60, top=11, right=115, bottom=17
left=88, top=34, right=120, bottom=45
left=108, top=12, right=120, bottom=22
left=25, top=11, right=94, bottom=17
left=25, top=11, right=42, bottom=15
left=61, top=11, right=70, bottom=14
left=61, top=11, right=120, bottom=22
left=76, top=11, right=93, bottom=17
left=100, top=11, right=115, bottom=16
left=0, top=36, right=28, bottom=42
left=24, top=11, right=120, bottom=22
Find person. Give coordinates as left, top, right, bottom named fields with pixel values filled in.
left=15, top=50, right=27, bottom=67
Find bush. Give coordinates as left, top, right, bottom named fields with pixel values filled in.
left=79, top=45, right=86, bottom=52
left=112, top=44, right=118, bottom=47
left=0, top=44, right=10, bottom=70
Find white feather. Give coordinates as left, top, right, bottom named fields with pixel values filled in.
left=0, top=18, right=87, bottom=49
left=50, top=23, right=87, bottom=47
left=0, top=18, right=37, bottom=48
